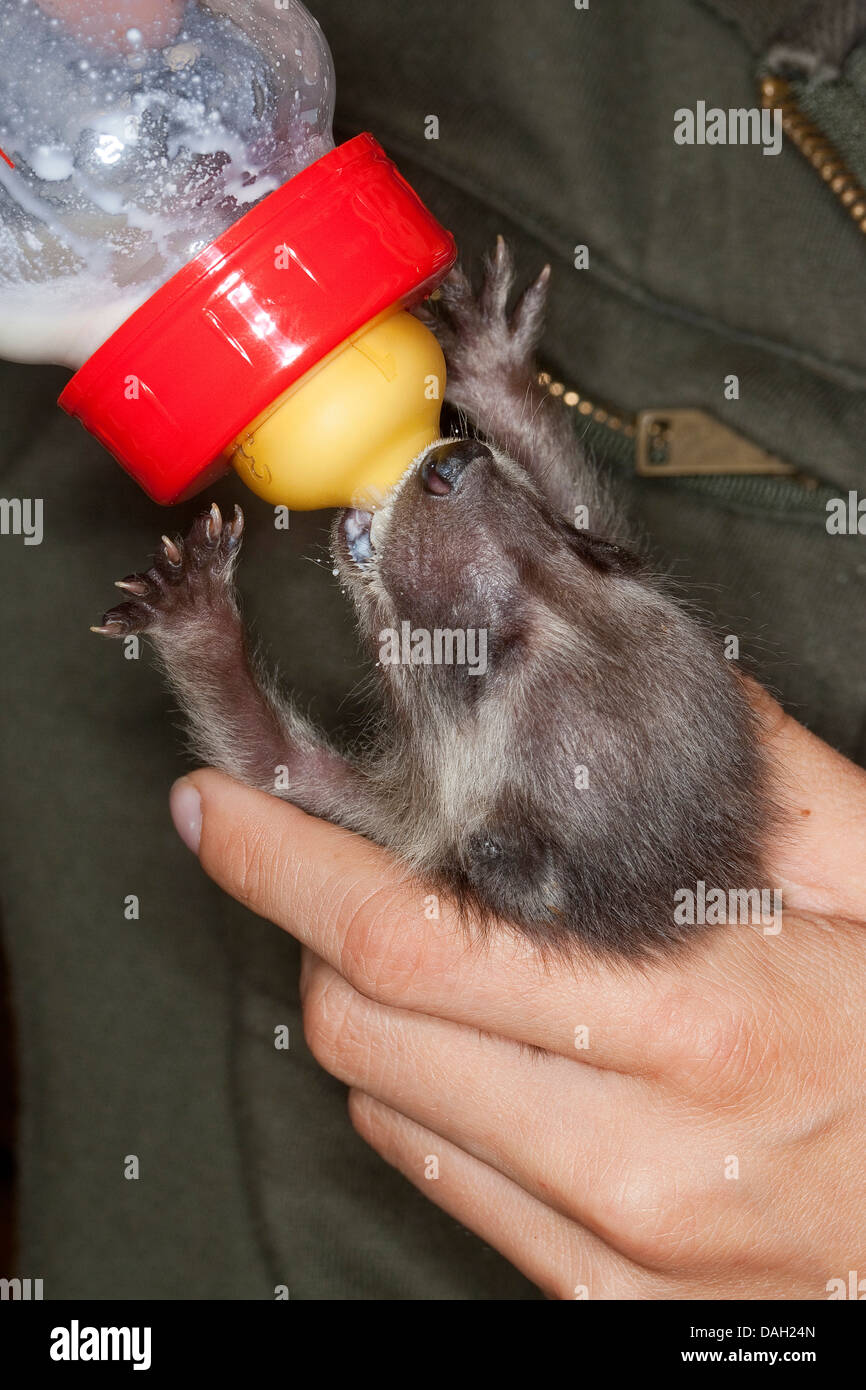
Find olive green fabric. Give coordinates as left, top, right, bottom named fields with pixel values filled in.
left=1, top=0, right=864, bottom=1299
left=795, top=45, right=866, bottom=187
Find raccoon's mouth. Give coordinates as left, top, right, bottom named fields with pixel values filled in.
left=343, top=508, right=380, bottom=568
left=339, top=437, right=455, bottom=571
left=341, top=495, right=395, bottom=570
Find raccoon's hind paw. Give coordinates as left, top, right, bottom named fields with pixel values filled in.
left=92, top=502, right=244, bottom=637
left=416, top=236, right=550, bottom=400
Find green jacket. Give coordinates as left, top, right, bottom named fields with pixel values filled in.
left=1, top=0, right=863, bottom=1298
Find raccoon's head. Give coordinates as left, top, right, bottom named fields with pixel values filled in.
left=333, top=435, right=642, bottom=670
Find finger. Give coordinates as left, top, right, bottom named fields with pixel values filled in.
left=179, top=769, right=699, bottom=1073
left=310, top=957, right=829, bottom=1287
left=348, top=1091, right=650, bottom=1300
left=302, top=955, right=676, bottom=1243
left=746, top=680, right=866, bottom=920
left=37, top=0, right=184, bottom=51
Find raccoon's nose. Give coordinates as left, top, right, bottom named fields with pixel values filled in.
left=421, top=440, right=491, bottom=495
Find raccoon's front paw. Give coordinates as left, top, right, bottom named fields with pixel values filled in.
left=93, top=502, right=244, bottom=637
left=417, top=236, right=550, bottom=401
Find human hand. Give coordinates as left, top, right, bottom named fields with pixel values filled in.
left=169, top=686, right=866, bottom=1299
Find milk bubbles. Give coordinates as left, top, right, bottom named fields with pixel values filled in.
left=0, top=0, right=335, bottom=366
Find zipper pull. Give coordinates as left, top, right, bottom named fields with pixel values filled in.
left=635, top=408, right=796, bottom=477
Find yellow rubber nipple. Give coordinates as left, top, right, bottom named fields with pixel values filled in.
left=227, top=308, right=446, bottom=510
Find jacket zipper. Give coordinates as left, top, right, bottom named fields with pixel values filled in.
left=537, top=367, right=835, bottom=515
left=536, top=78, right=863, bottom=505
left=760, top=75, right=866, bottom=237
left=536, top=372, right=818, bottom=486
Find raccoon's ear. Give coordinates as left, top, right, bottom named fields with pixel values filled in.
left=558, top=521, right=643, bottom=575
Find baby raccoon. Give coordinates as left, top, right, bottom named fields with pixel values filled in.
left=96, top=240, right=770, bottom=956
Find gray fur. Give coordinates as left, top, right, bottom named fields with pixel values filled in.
left=97, top=242, right=772, bottom=957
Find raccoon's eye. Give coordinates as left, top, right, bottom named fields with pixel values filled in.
left=557, top=518, right=644, bottom=574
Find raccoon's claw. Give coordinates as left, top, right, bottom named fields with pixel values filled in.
left=92, top=600, right=152, bottom=637
left=478, top=234, right=513, bottom=319
left=510, top=262, right=551, bottom=347
left=160, top=535, right=182, bottom=567
left=114, top=577, right=149, bottom=596
left=93, top=503, right=245, bottom=638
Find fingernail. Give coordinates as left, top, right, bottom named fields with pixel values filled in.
left=170, top=777, right=202, bottom=855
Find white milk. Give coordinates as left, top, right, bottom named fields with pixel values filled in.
left=0, top=279, right=153, bottom=368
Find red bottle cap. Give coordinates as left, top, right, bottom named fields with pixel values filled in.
left=58, top=134, right=456, bottom=504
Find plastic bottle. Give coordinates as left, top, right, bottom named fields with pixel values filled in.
left=0, top=0, right=455, bottom=508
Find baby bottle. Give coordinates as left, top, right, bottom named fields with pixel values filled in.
left=0, top=0, right=455, bottom=508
